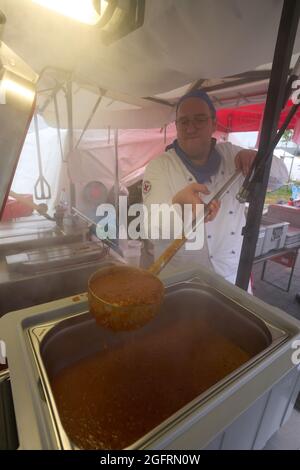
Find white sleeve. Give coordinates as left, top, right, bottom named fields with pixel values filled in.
left=142, top=157, right=174, bottom=206
left=232, top=145, right=289, bottom=190
left=142, top=157, right=182, bottom=239
left=216, top=142, right=244, bottom=171
left=219, top=143, right=288, bottom=190
left=228, top=142, right=245, bottom=155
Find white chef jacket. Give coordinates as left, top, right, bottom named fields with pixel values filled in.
left=142, top=142, right=288, bottom=285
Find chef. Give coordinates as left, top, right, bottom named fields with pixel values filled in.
left=142, top=90, right=288, bottom=286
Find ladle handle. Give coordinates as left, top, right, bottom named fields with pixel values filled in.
left=147, top=210, right=208, bottom=276
left=148, top=170, right=242, bottom=276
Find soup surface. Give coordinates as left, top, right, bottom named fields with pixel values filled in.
left=51, top=316, right=251, bottom=449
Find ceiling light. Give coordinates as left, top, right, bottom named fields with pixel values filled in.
left=32, top=0, right=145, bottom=44
left=32, top=0, right=107, bottom=25
left=96, top=0, right=146, bottom=45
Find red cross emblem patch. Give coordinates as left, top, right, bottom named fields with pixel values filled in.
left=143, top=180, right=152, bottom=194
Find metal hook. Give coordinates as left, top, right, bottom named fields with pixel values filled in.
left=33, top=113, right=52, bottom=200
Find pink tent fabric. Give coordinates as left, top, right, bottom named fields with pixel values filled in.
left=216, top=100, right=300, bottom=134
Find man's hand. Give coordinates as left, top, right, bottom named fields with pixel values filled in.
left=205, top=199, right=221, bottom=222
left=172, top=183, right=220, bottom=222
left=235, top=149, right=257, bottom=176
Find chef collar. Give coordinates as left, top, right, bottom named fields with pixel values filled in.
left=165, top=138, right=221, bottom=184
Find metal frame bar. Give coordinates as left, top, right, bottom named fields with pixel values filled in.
left=114, top=129, right=119, bottom=233
left=236, top=0, right=300, bottom=290
left=35, top=68, right=69, bottom=165
left=260, top=248, right=298, bottom=292
left=75, top=92, right=105, bottom=149
left=66, top=79, right=76, bottom=209
left=38, top=82, right=65, bottom=115
left=33, top=114, right=51, bottom=200
left=53, top=93, right=67, bottom=163
left=202, top=74, right=272, bottom=93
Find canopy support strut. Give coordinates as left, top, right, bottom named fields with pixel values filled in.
left=66, top=79, right=76, bottom=209
left=236, top=0, right=300, bottom=290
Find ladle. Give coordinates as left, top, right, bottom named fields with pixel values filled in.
left=87, top=170, right=242, bottom=331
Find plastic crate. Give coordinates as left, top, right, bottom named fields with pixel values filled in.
left=255, top=227, right=266, bottom=257
left=284, top=226, right=300, bottom=248
left=260, top=217, right=289, bottom=254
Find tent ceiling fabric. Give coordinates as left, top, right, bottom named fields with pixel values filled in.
left=38, top=76, right=271, bottom=129
left=1, top=0, right=300, bottom=128
left=41, top=83, right=175, bottom=129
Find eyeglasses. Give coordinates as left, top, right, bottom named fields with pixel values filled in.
left=176, top=115, right=214, bottom=131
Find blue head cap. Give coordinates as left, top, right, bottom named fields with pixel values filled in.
left=176, top=89, right=216, bottom=118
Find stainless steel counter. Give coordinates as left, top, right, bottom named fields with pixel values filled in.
left=0, top=215, right=124, bottom=316
left=0, top=215, right=88, bottom=255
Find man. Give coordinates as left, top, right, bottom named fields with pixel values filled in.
left=142, top=90, right=287, bottom=285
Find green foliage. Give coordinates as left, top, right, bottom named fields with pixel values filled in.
left=281, top=129, right=293, bottom=143
left=265, top=185, right=291, bottom=204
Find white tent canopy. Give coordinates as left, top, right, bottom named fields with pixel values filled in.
left=273, top=149, right=300, bottom=181
left=1, top=0, right=300, bottom=128
left=10, top=124, right=178, bottom=211
left=11, top=126, right=67, bottom=211
left=0, top=1, right=298, bottom=208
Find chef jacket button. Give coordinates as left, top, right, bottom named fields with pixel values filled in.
left=231, top=231, right=235, bottom=235
left=227, top=190, right=230, bottom=194
left=188, top=177, right=193, bottom=182
left=231, top=250, right=236, bottom=254
left=221, top=171, right=225, bottom=175
left=207, top=235, right=212, bottom=239
left=229, top=210, right=234, bottom=214
left=210, top=255, right=213, bottom=259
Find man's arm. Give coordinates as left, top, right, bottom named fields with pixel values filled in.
left=143, top=158, right=220, bottom=227
left=142, top=158, right=174, bottom=207
left=233, top=147, right=288, bottom=190
left=268, top=155, right=289, bottom=191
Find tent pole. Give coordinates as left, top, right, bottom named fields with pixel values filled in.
left=66, top=79, right=76, bottom=209
left=114, top=129, right=119, bottom=236
left=288, top=156, right=294, bottom=183
left=53, top=93, right=67, bottom=163
left=75, top=91, right=105, bottom=149
left=236, top=0, right=300, bottom=290
left=38, top=82, right=65, bottom=114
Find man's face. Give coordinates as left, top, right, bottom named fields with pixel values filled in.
left=176, top=97, right=216, bottom=159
